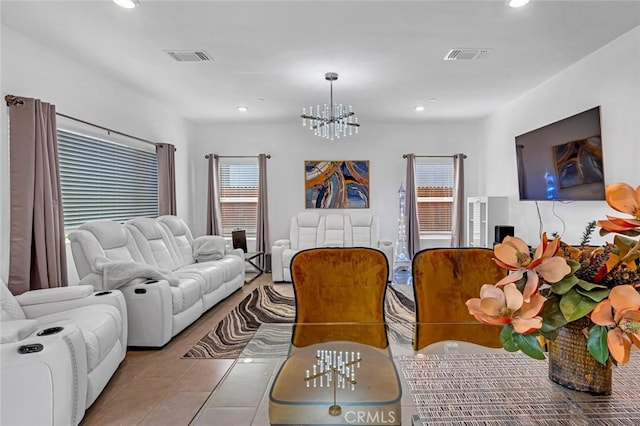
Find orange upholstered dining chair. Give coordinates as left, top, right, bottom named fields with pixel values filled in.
left=412, top=247, right=508, bottom=350
left=290, top=247, right=389, bottom=348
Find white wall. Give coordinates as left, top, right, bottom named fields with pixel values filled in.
left=189, top=120, right=487, bottom=247
left=0, top=26, right=193, bottom=283
left=483, top=26, right=640, bottom=246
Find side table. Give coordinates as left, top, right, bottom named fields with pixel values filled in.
left=244, top=251, right=264, bottom=283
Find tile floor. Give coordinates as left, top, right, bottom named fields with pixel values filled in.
left=81, top=275, right=418, bottom=426
left=80, top=275, right=268, bottom=426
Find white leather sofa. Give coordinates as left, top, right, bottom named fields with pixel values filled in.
left=272, top=212, right=394, bottom=282
left=68, top=216, right=244, bottom=347
left=1, top=278, right=127, bottom=426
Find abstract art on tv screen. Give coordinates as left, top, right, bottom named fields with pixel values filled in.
left=553, top=136, right=603, bottom=189
left=305, top=160, right=369, bottom=208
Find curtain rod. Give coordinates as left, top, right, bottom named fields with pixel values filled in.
left=6, top=94, right=165, bottom=148
left=402, top=154, right=467, bottom=159
left=205, top=154, right=271, bottom=159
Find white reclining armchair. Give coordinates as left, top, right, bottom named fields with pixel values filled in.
left=1, top=278, right=127, bottom=426
left=346, top=212, right=394, bottom=281
left=272, top=212, right=394, bottom=282
left=272, top=212, right=325, bottom=282
left=69, top=219, right=199, bottom=347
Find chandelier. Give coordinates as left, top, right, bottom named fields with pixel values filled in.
left=301, top=72, right=360, bottom=140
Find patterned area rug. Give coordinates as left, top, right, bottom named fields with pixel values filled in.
left=183, top=284, right=416, bottom=359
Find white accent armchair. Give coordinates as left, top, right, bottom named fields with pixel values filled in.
left=1, top=278, right=127, bottom=426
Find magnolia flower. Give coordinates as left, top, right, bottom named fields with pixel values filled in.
left=493, top=233, right=571, bottom=302
left=465, top=283, right=546, bottom=334
left=597, top=182, right=640, bottom=233
left=591, top=285, right=640, bottom=364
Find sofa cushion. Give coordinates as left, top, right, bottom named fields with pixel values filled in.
left=156, top=216, right=196, bottom=266
left=170, top=278, right=202, bottom=315
left=126, top=218, right=182, bottom=271
left=323, top=214, right=346, bottom=247
left=0, top=281, right=26, bottom=321
left=81, top=221, right=130, bottom=250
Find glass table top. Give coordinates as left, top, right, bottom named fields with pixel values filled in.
left=190, top=323, right=640, bottom=426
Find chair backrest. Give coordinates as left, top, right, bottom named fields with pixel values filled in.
left=345, top=212, right=380, bottom=247
left=1, top=279, right=26, bottom=321
left=289, top=212, right=324, bottom=250
left=69, top=220, right=145, bottom=279
left=412, top=248, right=508, bottom=350
left=321, top=214, right=347, bottom=247
left=156, top=215, right=196, bottom=266
left=125, top=217, right=182, bottom=270
left=290, top=247, right=389, bottom=348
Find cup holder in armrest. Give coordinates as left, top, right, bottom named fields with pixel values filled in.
left=37, top=326, right=64, bottom=336
left=144, top=279, right=158, bottom=284
left=95, top=291, right=112, bottom=296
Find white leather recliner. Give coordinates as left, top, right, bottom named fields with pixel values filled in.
left=69, top=220, right=180, bottom=347
left=156, top=215, right=245, bottom=311
left=0, top=278, right=127, bottom=426
left=272, top=212, right=395, bottom=282
left=346, top=212, right=394, bottom=281
left=271, top=212, right=326, bottom=282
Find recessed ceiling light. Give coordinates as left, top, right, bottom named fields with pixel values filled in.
left=113, top=0, right=140, bottom=9
left=508, top=0, right=530, bottom=8
left=415, top=106, right=425, bottom=112
left=237, top=106, right=249, bottom=112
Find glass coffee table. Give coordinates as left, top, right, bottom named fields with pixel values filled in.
left=190, top=323, right=640, bottom=426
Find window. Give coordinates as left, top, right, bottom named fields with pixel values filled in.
left=415, top=158, right=454, bottom=234
left=218, top=157, right=259, bottom=238
left=57, top=129, right=158, bottom=229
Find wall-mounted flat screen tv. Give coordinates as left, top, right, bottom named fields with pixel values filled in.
left=514, top=106, right=605, bottom=201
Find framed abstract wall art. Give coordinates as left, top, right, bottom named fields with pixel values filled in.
left=305, top=160, right=369, bottom=208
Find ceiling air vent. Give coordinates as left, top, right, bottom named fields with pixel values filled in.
left=444, top=48, right=491, bottom=61
left=164, top=50, right=213, bottom=62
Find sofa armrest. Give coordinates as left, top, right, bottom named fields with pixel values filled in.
left=271, top=245, right=286, bottom=282
left=273, top=239, right=291, bottom=249
left=1, top=323, right=88, bottom=426
left=20, top=288, right=128, bottom=341
left=1, top=320, right=38, bottom=344
left=16, top=286, right=95, bottom=306
left=226, top=248, right=245, bottom=259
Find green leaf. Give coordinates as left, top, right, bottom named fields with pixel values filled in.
left=566, top=259, right=581, bottom=276
left=576, top=279, right=607, bottom=291
left=587, top=325, right=609, bottom=366
left=540, top=295, right=569, bottom=334
left=559, top=288, right=598, bottom=322
left=513, top=333, right=546, bottom=360
left=575, top=287, right=610, bottom=302
left=500, top=324, right=518, bottom=352
left=551, top=274, right=579, bottom=295
left=614, top=235, right=640, bottom=262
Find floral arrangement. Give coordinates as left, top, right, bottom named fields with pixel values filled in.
left=466, top=182, right=640, bottom=365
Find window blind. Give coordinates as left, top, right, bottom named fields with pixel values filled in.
left=415, top=158, right=454, bottom=233
left=57, top=129, right=158, bottom=229
left=218, top=157, right=259, bottom=238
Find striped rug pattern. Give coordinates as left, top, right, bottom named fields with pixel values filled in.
left=183, top=285, right=416, bottom=359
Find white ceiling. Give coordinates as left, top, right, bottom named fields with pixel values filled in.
left=2, top=0, right=639, bottom=124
